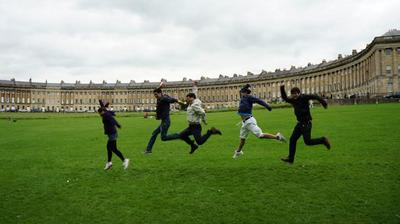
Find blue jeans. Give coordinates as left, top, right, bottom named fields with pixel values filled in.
left=145, top=117, right=171, bottom=152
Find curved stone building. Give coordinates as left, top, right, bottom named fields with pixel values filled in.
left=1, top=31, right=400, bottom=112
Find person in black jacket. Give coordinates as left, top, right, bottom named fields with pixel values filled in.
left=144, top=86, right=184, bottom=154
left=280, top=85, right=331, bottom=164
left=98, top=100, right=129, bottom=170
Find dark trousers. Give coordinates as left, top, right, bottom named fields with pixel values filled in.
left=288, top=121, right=326, bottom=162
left=106, top=140, right=125, bottom=162
left=163, top=123, right=212, bottom=146
left=146, top=117, right=171, bottom=151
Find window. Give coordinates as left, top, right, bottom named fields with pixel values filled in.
left=385, top=48, right=392, bottom=55
left=388, top=77, right=393, bottom=85
left=388, top=82, right=393, bottom=93
left=386, top=65, right=392, bottom=75
left=397, top=48, right=400, bottom=54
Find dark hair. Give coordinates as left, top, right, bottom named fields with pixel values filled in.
left=240, top=84, right=251, bottom=94
left=97, top=107, right=106, bottom=113
left=186, top=93, right=196, bottom=99
left=153, top=87, right=162, bottom=94
left=290, top=87, right=301, bottom=94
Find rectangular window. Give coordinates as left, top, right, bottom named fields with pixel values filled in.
left=397, top=48, right=400, bottom=54
left=388, top=83, right=393, bottom=93
left=388, top=77, right=393, bottom=85
left=385, top=48, right=392, bottom=55
left=386, top=65, right=392, bottom=75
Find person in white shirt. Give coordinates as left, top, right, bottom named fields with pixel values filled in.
left=162, top=93, right=222, bottom=154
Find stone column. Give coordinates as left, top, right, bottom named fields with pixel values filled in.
left=392, top=47, right=399, bottom=93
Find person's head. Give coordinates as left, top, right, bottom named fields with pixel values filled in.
left=240, top=84, right=251, bottom=96
left=153, top=87, right=163, bottom=99
left=290, top=87, right=301, bottom=99
left=97, top=107, right=106, bottom=116
left=186, top=93, right=196, bottom=104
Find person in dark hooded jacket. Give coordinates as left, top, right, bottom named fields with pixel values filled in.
left=98, top=101, right=129, bottom=170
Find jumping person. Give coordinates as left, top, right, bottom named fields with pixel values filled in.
left=163, top=93, right=222, bottom=154
left=98, top=100, right=129, bottom=170
left=280, top=85, right=331, bottom=164
left=144, top=84, right=184, bottom=154
left=233, top=84, right=286, bottom=159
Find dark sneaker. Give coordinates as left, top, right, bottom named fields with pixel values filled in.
left=323, top=137, right=331, bottom=150
left=210, top=127, right=222, bottom=135
left=190, top=144, right=199, bottom=154
left=281, top=157, right=294, bottom=164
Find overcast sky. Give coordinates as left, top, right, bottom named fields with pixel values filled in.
left=0, top=0, right=399, bottom=84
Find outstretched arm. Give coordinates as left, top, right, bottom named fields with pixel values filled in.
left=251, top=96, right=272, bottom=111
left=305, top=94, right=328, bottom=109
left=160, top=95, right=178, bottom=104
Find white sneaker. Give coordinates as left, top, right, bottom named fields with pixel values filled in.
left=277, top=132, right=287, bottom=143
left=104, top=162, right=112, bottom=170
left=232, top=150, right=244, bottom=159
left=122, top=159, right=130, bottom=170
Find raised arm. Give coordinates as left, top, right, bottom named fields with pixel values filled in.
left=280, top=85, right=293, bottom=103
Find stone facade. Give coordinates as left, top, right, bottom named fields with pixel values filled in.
left=1, top=33, right=400, bottom=112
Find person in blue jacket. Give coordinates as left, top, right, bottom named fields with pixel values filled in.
left=233, top=84, right=286, bottom=159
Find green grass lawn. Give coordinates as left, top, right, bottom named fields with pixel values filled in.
left=0, top=103, right=399, bottom=224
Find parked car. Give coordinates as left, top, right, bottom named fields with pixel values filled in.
left=384, top=93, right=400, bottom=98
